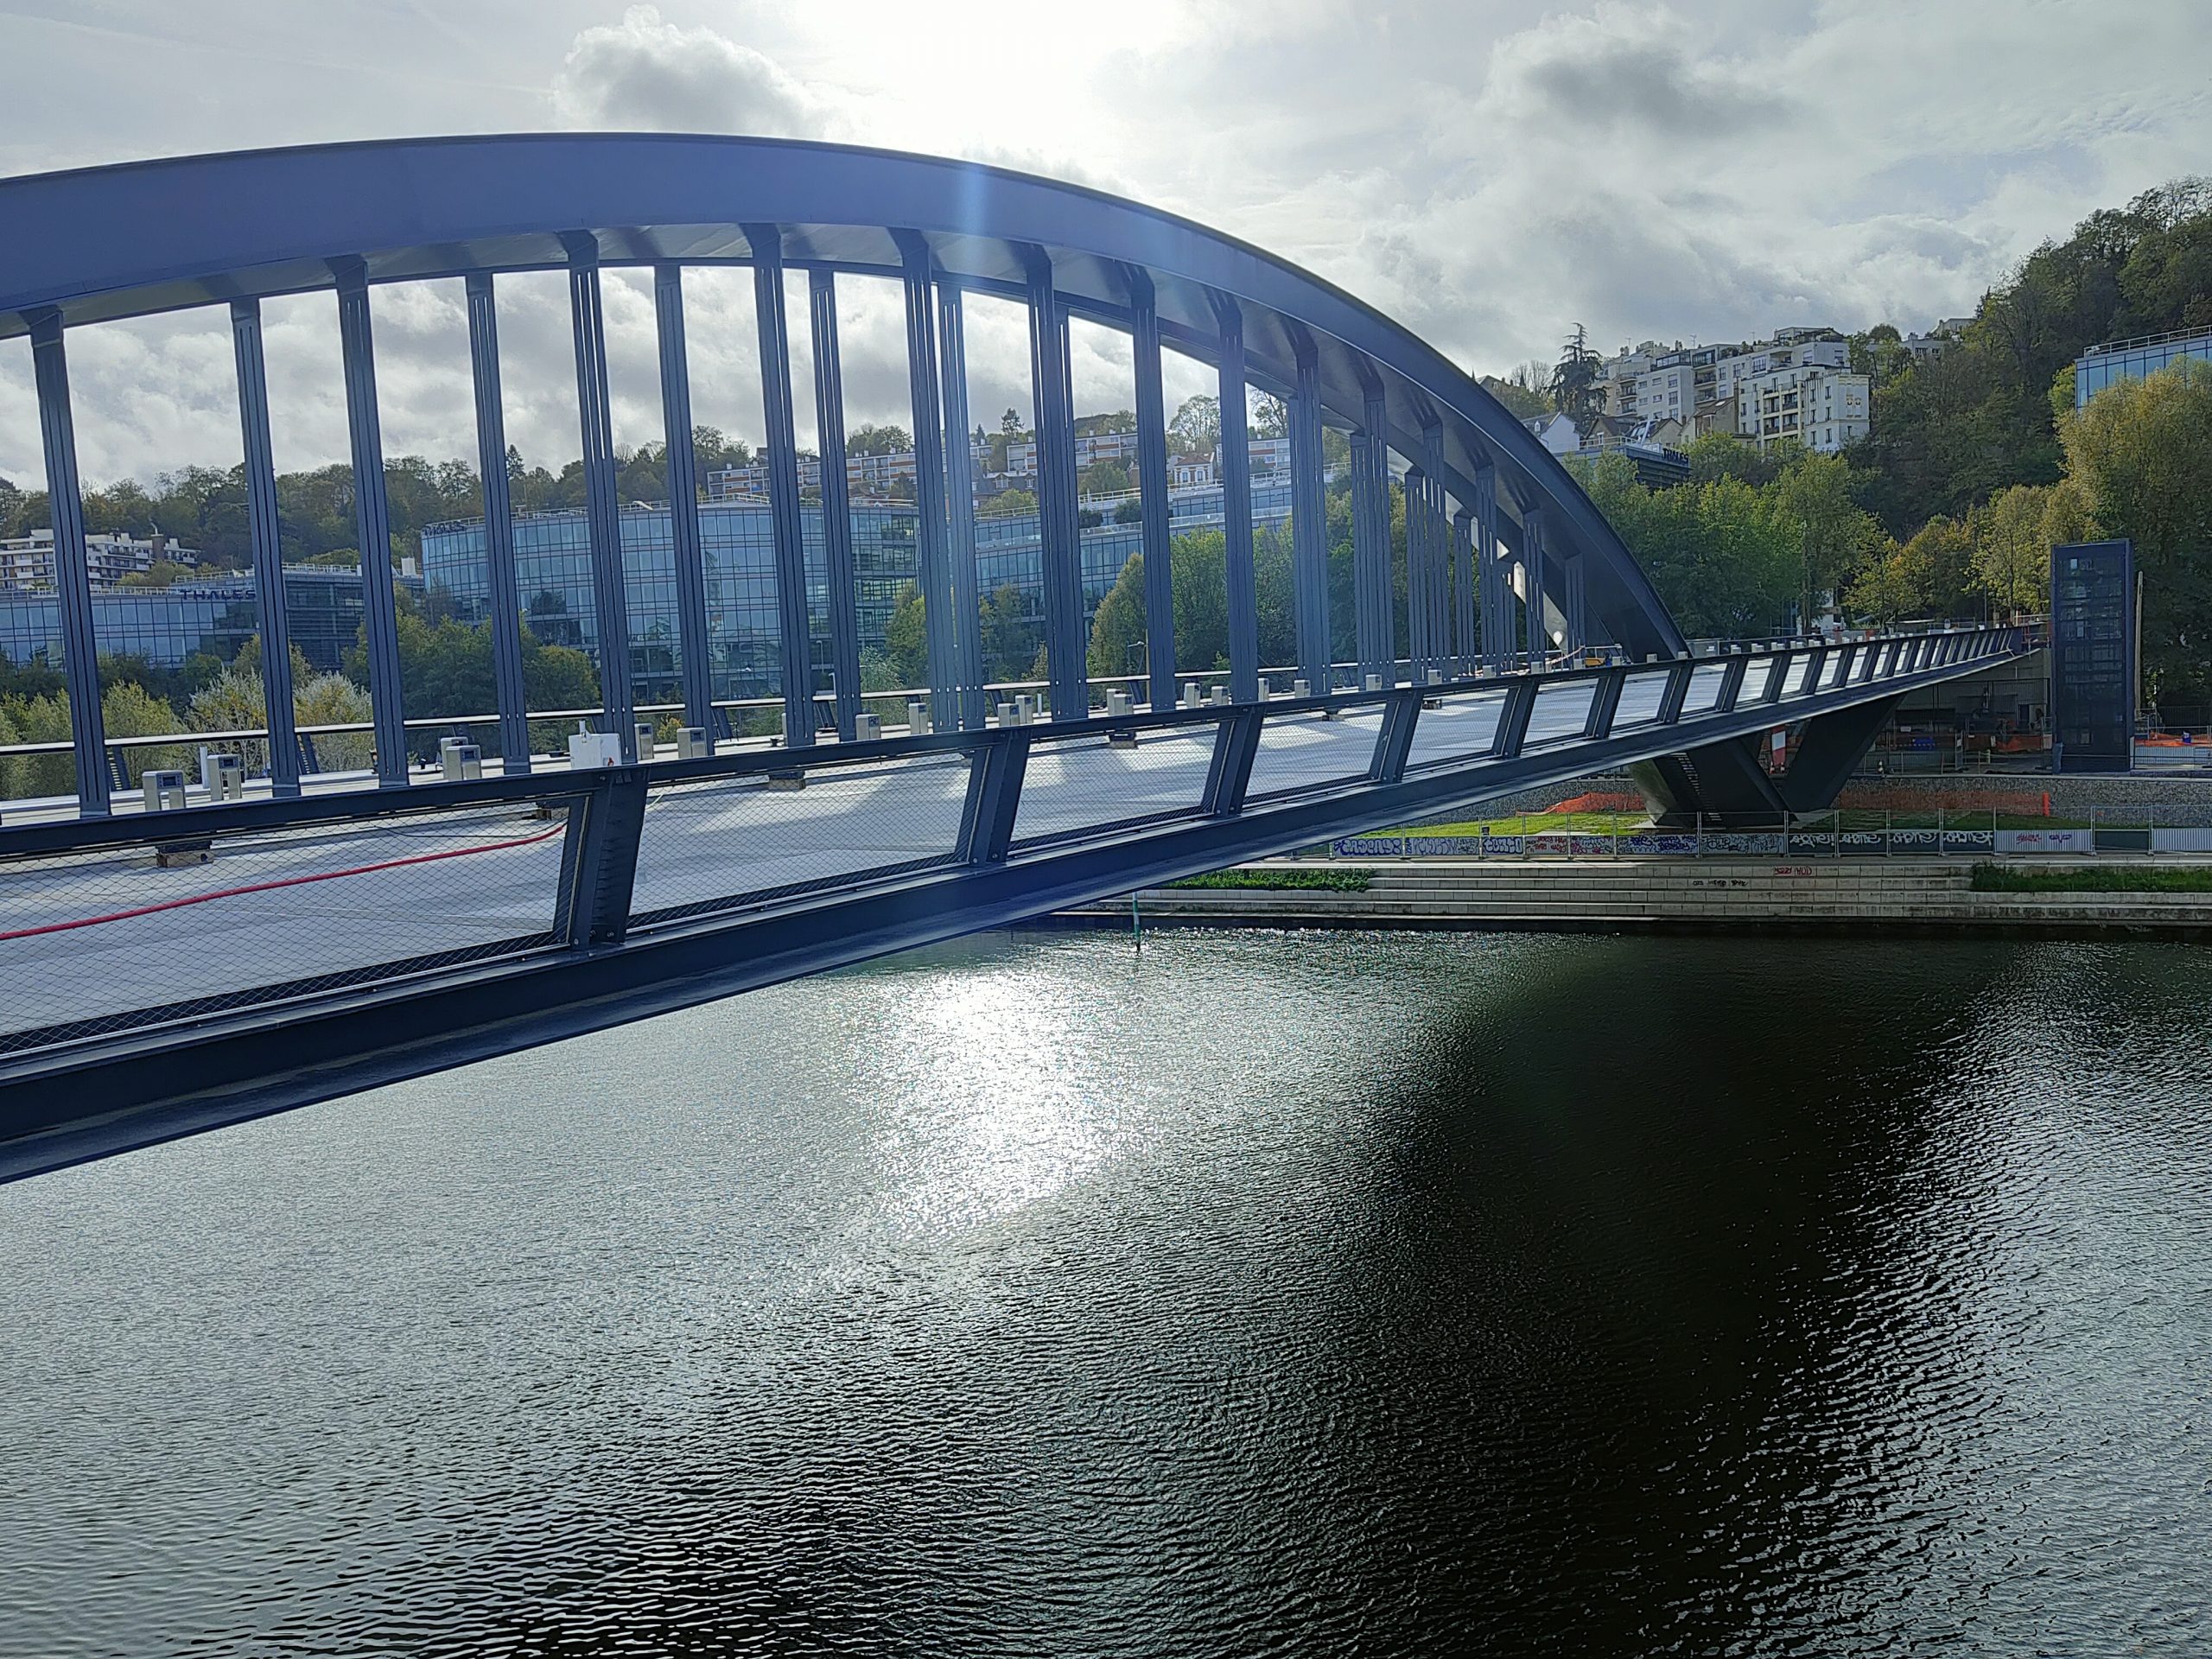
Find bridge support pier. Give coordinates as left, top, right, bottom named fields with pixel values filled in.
left=1633, top=692, right=1905, bottom=826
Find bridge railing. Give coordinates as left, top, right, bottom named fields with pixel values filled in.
left=0, top=623, right=2027, bottom=1071
left=0, top=623, right=2011, bottom=823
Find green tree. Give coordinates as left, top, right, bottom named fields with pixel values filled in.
left=1775, top=452, right=1882, bottom=626
left=1079, top=460, right=1131, bottom=497
left=1478, top=374, right=1549, bottom=423
left=1168, top=395, right=1219, bottom=461
left=846, top=423, right=911, bottom=457
left=1971, top=485, right=2054, bottom=615
left=980, top=488, right=1039, bottom=519
left=2, top=692, right=73, bottom=798
left=1897, top=514, right=1976, bottom=619
left=521, top=635, right=598, bottom=712
left=1168, top=529, right=1231, bottom=671
left=1683, top=433, right=1788, bottom=489
left=883, top=582, right=929, bottom=688
left=100, top=680, right=189, bottom=785
left=1548, top=324, right=1605, bottom=436
left=1845, top=543, right=1925, bottom=625
left=293, top=672, right=377, bottom=772
left=979, top=584, right=1036, bottom=683
left=2061, top=357, right=2212, bottom=703
left=1085, top=556, right=1147, bottom=680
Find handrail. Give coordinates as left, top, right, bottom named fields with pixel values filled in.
left=0, top=622, right=2029, bottom=836
left=0, top=620, right=2024, bottom=776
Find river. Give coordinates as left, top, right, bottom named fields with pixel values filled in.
left=3, top=929, right=2207, bottom=1656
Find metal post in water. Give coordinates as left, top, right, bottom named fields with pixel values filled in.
left=1131, top=890, right=1142, bottom=952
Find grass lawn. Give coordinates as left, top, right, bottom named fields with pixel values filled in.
left=1164, top=869, right=1371, bottom=893
left=1970, top=864, right=2212, bottom=893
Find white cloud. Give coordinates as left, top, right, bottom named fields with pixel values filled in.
left=3, top=0, right=2209, bottom=486
left=550, top=4, right=843, bottom=138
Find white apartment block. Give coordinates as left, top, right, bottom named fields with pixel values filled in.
left=0, top=529, right=197, bottom=592
left=704, top=441, right=990, bottom=503
left=1738, top=365, right=1870, bottom=453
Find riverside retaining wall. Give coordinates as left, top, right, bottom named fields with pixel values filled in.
left=1062, top=859, right=2212, bottom=933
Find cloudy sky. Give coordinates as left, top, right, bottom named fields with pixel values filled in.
left=1, top=0, right=2206, bottom=488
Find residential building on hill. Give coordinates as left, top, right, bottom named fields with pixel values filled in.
left=0, top=529, right=199, bottom=593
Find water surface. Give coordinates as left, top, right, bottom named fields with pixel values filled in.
left=3, top=930, right=2208, bottom=1655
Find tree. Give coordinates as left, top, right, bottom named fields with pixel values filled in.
left=1251, top=393, right=1288, bottom=440
left=1, top=692, right=73, bottom=798
left=1001, top=408, right=1023, bottom=437
left=1548, top=324, right=1605, bottom=436
left=1079, top=460, right=1131, bottom=497
left=1085, top=556, right=1148, bottom=679
left=1168, top=394, right=1219, bottom=461
left=1167, top=530, right=1231, bottom=671
left=100, top=680, right=189, bottom=785
left=981, top=488, right=1039, bottom=519
left=1683, top=433, right=1788, bottom=489
left=883, top=582, right=929, bottom=688
left=1478, top=374, right=1549, bottom=423
left=1566, top=453, right=1797, bottom=636
left=293, top=672, right=376, bottom=772
left=1775, top=452, right=1882, bottom=626
left=2061, top=357, right=2212, bottom=703
left=1845, top=543, right=1925, bottom=625
left=1971, top=485, right=2053, bottom=615
left=845, top=423, right=911, bottom=457
left=1897, top=514, right=1975, bottom=619
left=979, top=584, right=1036, bottom=683
left=521, top=634, right=599, bottom=712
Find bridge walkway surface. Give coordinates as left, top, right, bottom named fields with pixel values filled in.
left=2, top=626, right=2030, bottom=1182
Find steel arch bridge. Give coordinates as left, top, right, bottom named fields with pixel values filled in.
left=0, top=136, right=2032, bottom=1180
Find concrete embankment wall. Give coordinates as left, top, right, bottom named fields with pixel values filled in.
left=1061, top=859, right=2212, bottom=934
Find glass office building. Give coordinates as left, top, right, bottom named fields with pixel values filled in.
left=0, top=566, right=417, bottom=675
left=2074, top=328, right=2212, bottom=406
left=418, top=477, right=1299, bottom=704
left=2050, top=539, right=2135, bottom=772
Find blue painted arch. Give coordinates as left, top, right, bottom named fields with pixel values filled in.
left=0, top=132, right=1687, bottom=658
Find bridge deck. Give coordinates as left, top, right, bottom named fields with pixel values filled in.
left=0, top=629, right=2029, bottom=1182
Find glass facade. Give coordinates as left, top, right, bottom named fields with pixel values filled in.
left=2050, top=539, right=2135, bottom=772
left=420, top=477, right=1299, bottom=702
left=0, top=567, right=420, bottom=674
left=2074, top=329, right=2212, bottom=406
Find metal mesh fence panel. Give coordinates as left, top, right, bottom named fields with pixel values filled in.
left=1403, top=690, right=1508, bottom=772
left=1523, top=679, right=1599, bottom=747
left=1010, top=727, right=1217, bottom=849
left=0, top=800, right=569, bottom=1055
left=1244, top=708, right=1385, bottom=802
left=1739, top=656, right=1780, bottom=700
left=1786, top=654, right=1822, bottom=697
left=626, top=752, right=970, bottom=928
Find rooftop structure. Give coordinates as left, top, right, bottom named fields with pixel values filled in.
left=2075, top=326, right=2212, bottom=407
